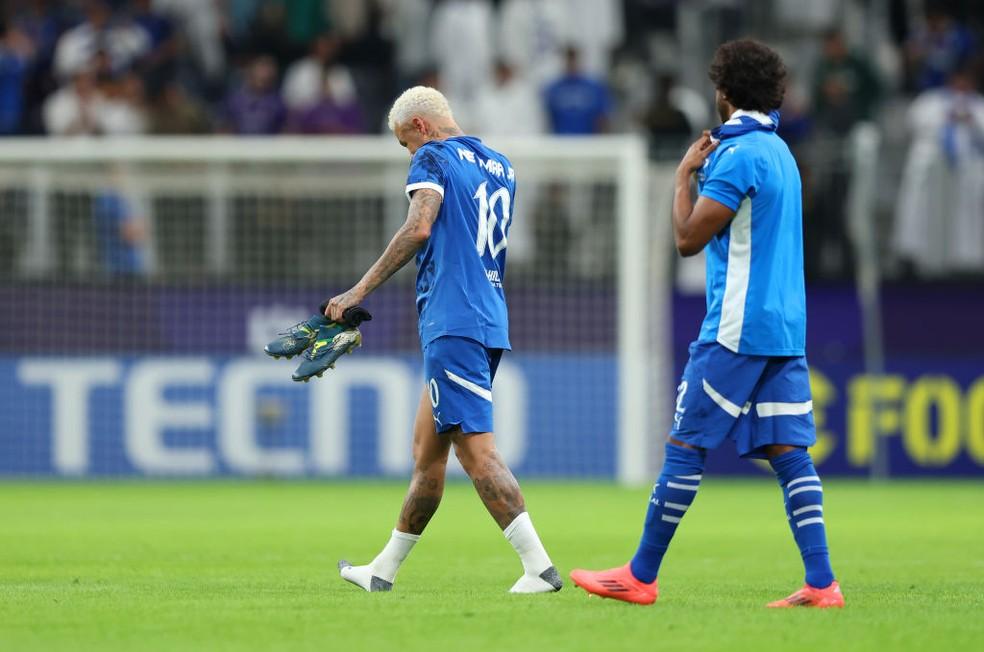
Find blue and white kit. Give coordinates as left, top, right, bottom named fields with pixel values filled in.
left=406, top=136, right=515, bottom=434
left=675, top=110, right=815, bottom=457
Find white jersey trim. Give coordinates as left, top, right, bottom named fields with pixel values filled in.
left=405, top=181, right=445, bottom=202
left=727, top=109, right=775, bottom=126
left=716, top=197, right=752, bottom=351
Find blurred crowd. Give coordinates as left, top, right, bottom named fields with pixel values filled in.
left=2, top=0, right=984, bottom=280
left=0, top=0, right=625, bottom=137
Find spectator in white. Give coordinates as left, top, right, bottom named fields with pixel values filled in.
left=53, top=0, right=150, bottom=80
left=101, top=72, right=148, bottom=135
left=473, top=59, right=545, bottom=136
left=894, top=65, right=984, bottom=275
left=386, top=0, right=433, bottom=86
left=429, top=0, right=494, bottom=129
left=496, top=0, right=568, bottom=87
left=553, top=0, right=623, bottom=78
left=497, top=0, right=622, bottom=86
left=44, top=67, right=147, bottom=136
left=153, top=0, right=226, bottom=85
left=472, top=59, right=543, bottom=264
left=282, top=34, right=340, bottom=112
left=44, top=69, right=100, bottom=135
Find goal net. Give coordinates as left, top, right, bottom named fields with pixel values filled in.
left=0, top=136, right=670, bottom=484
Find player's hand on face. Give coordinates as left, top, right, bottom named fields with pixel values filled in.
left=325, top=288, right=365, bottom=322
left=678, top=130, right=719, bottom=174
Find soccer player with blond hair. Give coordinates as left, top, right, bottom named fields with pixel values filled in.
left=322, top=86, right=562, bottom=594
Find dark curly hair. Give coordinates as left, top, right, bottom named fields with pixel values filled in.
left=708, top=39, right=787, bottom=112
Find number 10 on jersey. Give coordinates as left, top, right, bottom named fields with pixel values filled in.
left=473, top=181, right=510, bottom=258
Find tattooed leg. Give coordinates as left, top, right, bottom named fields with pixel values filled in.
left=338, top=387, right=449, bottom=592
left=452, top=430, right=561, bottom=592
left=397, top=475, right=444, bottom=535
left=451, top=431, right=526, bottom=530
left=397, top=386, right=451, bottom=535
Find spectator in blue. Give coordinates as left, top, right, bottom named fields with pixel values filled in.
left=544, top=46, right=612, bottom=135
left=93, top=183, right=146, bottom=278
left=222, top=55, right=286, bottom=135
left=0, top=22, right=34, bottom=135
left=906, top=4, right=977, bottom=91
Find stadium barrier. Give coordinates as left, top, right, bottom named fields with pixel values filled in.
left=3, top=135, right=978, bottom=479
left=0, top=135, right=670, bottom=482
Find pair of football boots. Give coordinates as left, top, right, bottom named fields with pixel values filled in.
left=263, top=305, right=372, bottom=382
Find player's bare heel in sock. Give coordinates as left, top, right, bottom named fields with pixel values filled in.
left=509, top=566, right=563, bottom=594
left=337, top=560, right=393, bottom=592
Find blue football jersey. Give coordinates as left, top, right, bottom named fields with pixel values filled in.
left=405, top=136, right=514, bottom=350
left=696, top=117, right=806, bottom=356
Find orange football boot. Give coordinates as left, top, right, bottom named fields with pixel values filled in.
left=569, top=564, right=658, bottom=605
left=767, top=580, right=845, bottom=608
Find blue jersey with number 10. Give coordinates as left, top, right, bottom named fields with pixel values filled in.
left=405, top=136, right=514, bottom=350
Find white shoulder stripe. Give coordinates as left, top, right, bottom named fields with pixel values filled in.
left=716, top=197, right=752, bottom=352
left=444, top=369, right=492, bottom=402
left=405, top=181, right=445, bottom=201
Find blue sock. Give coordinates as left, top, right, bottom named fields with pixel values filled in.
left=769, top=448, right=835, bottom=589
left=629, top=443, right=706, bottom=583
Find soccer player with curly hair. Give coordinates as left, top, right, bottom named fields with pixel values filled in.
left=570, top=39, right=844, bottom=608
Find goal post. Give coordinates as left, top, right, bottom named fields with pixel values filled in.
left=0, top=135, right=669, bottom=484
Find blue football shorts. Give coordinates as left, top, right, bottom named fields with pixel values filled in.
left=670, top=340, right=816, bottom=458
left=422, top=336, right=503, bottom=435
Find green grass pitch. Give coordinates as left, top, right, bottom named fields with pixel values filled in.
left=1, top=479, right=982, bottom=651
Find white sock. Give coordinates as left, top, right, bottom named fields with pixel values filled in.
left=503, top=512, right=552, bottom=576
left=370, top=529, right=420, bottom=583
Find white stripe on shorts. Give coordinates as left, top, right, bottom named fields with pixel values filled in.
left=755, top=400, right=813, bottom=417
left=444, top=369, right=492, bottom=402
left=701, top=379, right=748, bottom=418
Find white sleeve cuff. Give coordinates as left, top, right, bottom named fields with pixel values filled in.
left=405, top=181, right=445, bottom=201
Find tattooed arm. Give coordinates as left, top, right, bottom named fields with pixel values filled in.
left=325, top=188, right=442, bottom=321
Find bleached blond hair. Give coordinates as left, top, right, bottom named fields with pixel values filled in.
left=387, top=86, right=454, bottom=132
